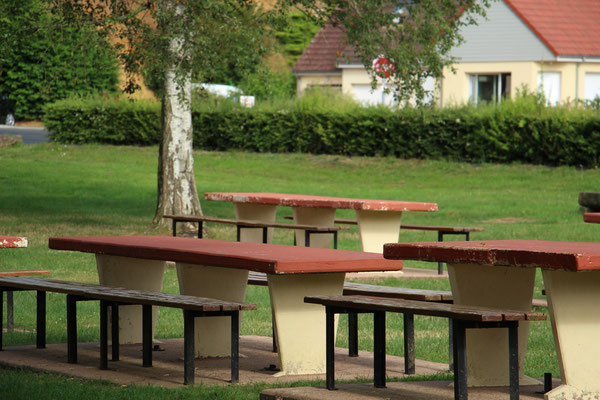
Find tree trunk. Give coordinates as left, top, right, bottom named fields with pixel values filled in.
left=152, top=36, right=203, bottom=229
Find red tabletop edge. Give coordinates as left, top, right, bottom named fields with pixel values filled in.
left=0, top=236, right=28, bottom=248
left=584, top=213, right=600, bottom=224
left=383, top=240, right=600, bottom=272
left=204, top=192, right=437, bottom=212
left=49, top=236, right=403, bottom=274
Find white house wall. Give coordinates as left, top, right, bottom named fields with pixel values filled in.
left=450, top=0, right=555, bottom=62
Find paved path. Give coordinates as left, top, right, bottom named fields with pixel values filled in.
left=0, top=125, right=49, bottom=144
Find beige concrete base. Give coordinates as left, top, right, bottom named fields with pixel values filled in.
left=268, top=273, right=345, bottom=376
left=176, top=263, right=248, bottom=357
left=356, top=210, right=402, bottom=254
left=543, top=269, right=600, bottom=398
left=95, top=255, right=166, bottom=344
left=234, top=203, right=277, bottom=243
left=293, top=207, right=336, bottom=248
left=448, top=263, right=537, bottom=387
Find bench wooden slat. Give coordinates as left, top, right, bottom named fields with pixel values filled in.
left=283, top=216, right=484, bottom=233
left=304, top=295, right=546, bottom=322
left=0, top=277, right=256, bottom=312
left=164, top=214, right=348, bottom=232
left=0, top=270, right=50, bottom=277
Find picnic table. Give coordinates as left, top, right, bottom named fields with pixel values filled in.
left=384, top=239, right=600, bottom=399
left=48, top=235, right=403, bottom=376
left=204, top=192, right=437, bottom=252
left=583, top=212, right=600, bottom=224
left=0, top=236, right=28, bottom=248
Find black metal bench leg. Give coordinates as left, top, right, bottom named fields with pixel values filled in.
left=231, top=311, right=240, bottom=383
left=453, top=320, right=467, bottom=400
left=448, top=318, right=454, bottom=370
left=271, top=322, right=277, bottom=353
left=0, top=290, right=3, bottom=350
left=508, top=322, right=519, bottom=400
left=374, top=311, right=386, bottom=388
left=67, top=294, right=77, bottom=363
left=100, top=300, right=108, bottom=370
left=403, top=313, right=415, bottom=374
left=198, top=221, right=203, bottom=239
left=111, top=304, right=119, bottom=361
left=262, top=227, right=268, bottom=244
left=305, top=231, right=310, bottom=247
left=36, top=290, right=46, bottom=349
left=438, top=231, right=445, bottom=274
left=6, top=291, right=14, bottom=331
left=333, top=231, right=338, bottom=249
left=184, top=310, right=195, bottom=385
left=348, top=312, right=358, bottom=357
left=142, top=305, right=152, bottom=367
left=172, top=220, right=177, bottom=237
left=326, top=308, right=336, bottom=390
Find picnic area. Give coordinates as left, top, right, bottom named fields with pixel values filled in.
left=2, top=144, right=600, bottom=400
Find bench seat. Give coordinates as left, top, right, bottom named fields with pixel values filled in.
left=164, top=214, right=348, bottom=248
left=305, top=295, right=546, bottom=400
left=0, top=276, right=256, bottom=385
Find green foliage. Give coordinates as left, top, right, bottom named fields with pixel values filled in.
left=43, top=92, right=600, bottom=168
left=0, top=0, right=119, bottom=120
left=237, top=63, right=297, bottom=101
left=274, top=11, right=320, bottom=66
left=44, top=95, right=160, bottom=145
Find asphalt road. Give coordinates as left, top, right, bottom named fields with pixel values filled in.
left=0, top=125, right=50, bottom=144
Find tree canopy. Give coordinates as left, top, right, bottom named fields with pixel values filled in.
left=0, top=0, right=119, bottom=120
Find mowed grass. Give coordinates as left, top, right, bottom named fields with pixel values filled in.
left=1, top=142, right=599, bottom=398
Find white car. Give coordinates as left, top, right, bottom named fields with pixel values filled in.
left=191, top=83, right=242, bottom=98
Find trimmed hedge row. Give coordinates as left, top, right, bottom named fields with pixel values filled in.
left=43, top=98, right=600, bottom=167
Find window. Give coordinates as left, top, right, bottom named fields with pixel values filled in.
left=537, top=72, right=561, bottom=105
left=584, top=73, right=600, bottom=101
left=468, top=73, right=511, bottom=104
left=352, top=84, right=395, bottom=106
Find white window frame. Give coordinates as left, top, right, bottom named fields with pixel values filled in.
left=537, top=71, right=561, bottom=106
left=468, top=73, right=510, bottom=104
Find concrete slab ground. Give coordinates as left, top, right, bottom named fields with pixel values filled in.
left=0, top=335, right=448, bottom=388
left=260, top=379, right=555, bottom=400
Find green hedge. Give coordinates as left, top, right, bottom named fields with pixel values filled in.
left=43, top=96, right=600, bottom=168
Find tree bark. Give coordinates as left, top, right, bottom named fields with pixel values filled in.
left=152, top=33, right=203, bottom=228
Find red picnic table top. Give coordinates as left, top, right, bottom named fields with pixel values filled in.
left=0, top=236, right=28, bottom=248
left=49, top=235, right=403, bottom=274
left=584, top=212, right=600, bottom=224
left=383, top=239, right=600, bottom=272
left=204, top=192, right=438, bottom=212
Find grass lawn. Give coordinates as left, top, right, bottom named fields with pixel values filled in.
left=1, top=142, right=599, bottom=398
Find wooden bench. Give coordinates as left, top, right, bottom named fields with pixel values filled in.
left=247, top=271, right=545, bottom=367
left=305, top=295, right=546, bottom=400
left=284, top=216, right=484, bottom=273
left=0, top=270, right=50, bottom=331
left=0, top=276, right=256, bottom=385
left=164, top=214, right=349, bottom=248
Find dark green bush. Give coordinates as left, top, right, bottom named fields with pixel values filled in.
left=0, top=0, right=119, bottom=120
left=43, top=94, right=600, bottom=168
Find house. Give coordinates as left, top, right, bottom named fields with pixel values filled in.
left=292, top=0, right=600, bottom=106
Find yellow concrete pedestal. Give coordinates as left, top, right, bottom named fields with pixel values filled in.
left=293, top=207, right=336, bottom=248
left=176, top=263, right=248, bottom=357
left=95, top=255, right=166, bottom=344
left=268, top=272, right=345, bottom=376
left=542, top=269, right=600, bottom=399
left=448, top=263, right=538, bottom=387
left=234, top=203, right=277, bottom=243
left=356, top=210, right=402, bottom=254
